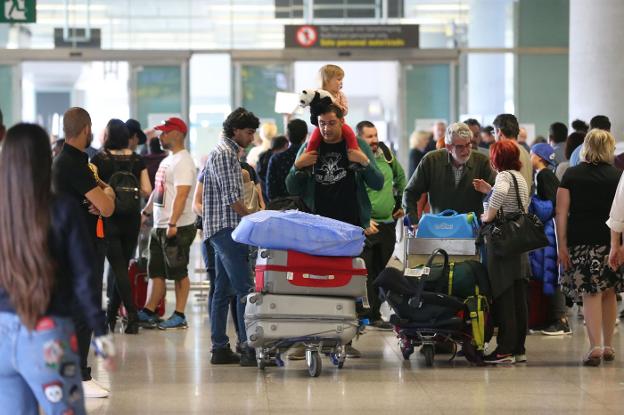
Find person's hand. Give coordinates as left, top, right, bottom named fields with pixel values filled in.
left=166, top=225, right=178, bottom=239
left=480, top=212, right=493, bottom=223
left=472, top=179, right=491, bottom=194
left=608, top=246, right=620, bottom=271
left=347, top=149, right=369, bottom=165
left=103, top=185, right=116, bottom=200
left=88, top=203, right=101, bottom=216
left=364, top=219, right=379, bottom=236
left=92, top=334, right=116, bottom=372
left=392, top=208, right=405, bottom=220
left=294, top=151, right=318, bottom=169
left=558, top=247, right=572, bottom=271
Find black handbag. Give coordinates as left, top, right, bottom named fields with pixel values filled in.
left=481, top=173, right=549, bottom=257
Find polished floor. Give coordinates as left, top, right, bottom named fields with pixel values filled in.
left=86, top=292, right=624, bottom=415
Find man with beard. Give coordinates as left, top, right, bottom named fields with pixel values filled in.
left=52, top=107, right=116, bottom=398
left=403, top=122, right=496, bottom=225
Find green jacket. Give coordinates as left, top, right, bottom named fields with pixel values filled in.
left=403, top=149, right=496, bottom=224
left=367, top=143, right=407, bottom=223
left=285, top=137, right=384, bottom=228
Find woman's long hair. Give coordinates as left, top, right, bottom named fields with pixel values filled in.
left=0, top=123, right=55, bottom=329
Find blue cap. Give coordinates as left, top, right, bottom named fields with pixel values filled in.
left=531, top=143, right=556, bottom=166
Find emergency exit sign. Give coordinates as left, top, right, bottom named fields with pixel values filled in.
left=0, top=0, right=36, bottom=23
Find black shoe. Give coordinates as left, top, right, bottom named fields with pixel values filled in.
left=211, top=347, right=240, bottom=365
left=484, top=350, right=516, bottom=364
left=541, top=319, right=572, bottom=336
left=240, top=346, right=257, bottom=367
left=124, top=314, right=139, bottom=334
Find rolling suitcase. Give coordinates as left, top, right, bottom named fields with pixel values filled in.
left=244, top=293, right=359, bottom=348
left=255, top=249, right=367, bottom=298
left=129, top=258, right=165, bottom=317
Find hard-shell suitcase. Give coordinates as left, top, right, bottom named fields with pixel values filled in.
left=129, top=258, right=165, bottom=317
left=244, top=293, right=359, bottom=348
left=255, top=249, right=367, bottom=298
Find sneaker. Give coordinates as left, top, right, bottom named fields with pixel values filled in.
left=541, top=320, right=572, bottom=336
left=484, top=351, right=516, bottom=364
left=369, top=319, right=393, bottom=331
left=345, top=344, right=361, bottom=358
left=211, top=347, right=240, bottom=364
left=157, top=314, right=188, bottom=330
left=515, top=354, right=527, bottom=363
left=240, top=346, right=257, bottom=367
left=287, top=345, right=306, bottom=361
left=137, top=310, right=158, bottom=329
left=82, top=379, right=109, bottom=398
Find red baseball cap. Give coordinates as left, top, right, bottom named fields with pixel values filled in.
left=154, top=117, right=188, bottom=134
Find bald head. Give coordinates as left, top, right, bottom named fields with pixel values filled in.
left=63, top=107, right=91, bottom=140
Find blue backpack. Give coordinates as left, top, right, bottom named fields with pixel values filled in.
left=416, top=209, right=479, bottom=239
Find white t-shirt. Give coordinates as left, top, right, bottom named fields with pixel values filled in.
left=153, top=149, right=196, bottom=228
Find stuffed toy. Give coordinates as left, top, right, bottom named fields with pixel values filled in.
left=299, top=89, right=334, bottom=126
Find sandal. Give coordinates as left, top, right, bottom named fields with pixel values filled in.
left=583, top=347, right=603, bottom=367
left=603, top=346, right=616, bottom=362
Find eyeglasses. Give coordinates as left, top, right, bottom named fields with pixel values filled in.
left=319, top=120, right=338, bottom=128
left=451, top=143, right=471, bottom=151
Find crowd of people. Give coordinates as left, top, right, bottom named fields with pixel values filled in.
left=1, top=62, right=624, bottom=413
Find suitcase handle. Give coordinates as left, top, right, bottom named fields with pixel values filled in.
left=287, top=272, right=335, bottom=281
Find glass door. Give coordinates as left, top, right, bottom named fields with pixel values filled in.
left=0, top=64, right=20, bottom=126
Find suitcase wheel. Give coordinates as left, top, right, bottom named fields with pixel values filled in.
left=306, top=350, right=322, bottom=377
left=422, top=345, right=434, bottom=367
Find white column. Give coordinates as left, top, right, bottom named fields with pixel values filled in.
left=569, top=0, right=624, bottom=139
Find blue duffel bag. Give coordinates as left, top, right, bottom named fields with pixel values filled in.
left=415, top=209, right=479, bottom=238
left=232, top=210, right=366, bottom=257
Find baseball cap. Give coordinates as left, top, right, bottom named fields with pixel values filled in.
left=154, top=117, right=188, bottom=134
left=125, top=118, right=147, bottom=145
left=531, top=143, right=556, bottom=166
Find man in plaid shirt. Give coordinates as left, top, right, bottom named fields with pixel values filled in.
left=198, top=107, right=260, bottom=366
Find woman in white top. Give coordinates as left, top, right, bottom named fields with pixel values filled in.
left=474, top=139, right=530, bottom=365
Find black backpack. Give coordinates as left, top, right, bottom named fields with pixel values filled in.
left=108, top=154, right=141, bottom=215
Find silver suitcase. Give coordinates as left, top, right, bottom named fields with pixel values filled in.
left=244, top=293, right=359, bottom=348
left=255, top=248, right=367, bottom=298
left=406, top=237, right=478, bottom=256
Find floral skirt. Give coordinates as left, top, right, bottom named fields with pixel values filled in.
left=560, top=244, right=624, bottom=302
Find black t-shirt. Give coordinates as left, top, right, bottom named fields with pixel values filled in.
left=314, top=140, right=359, bottom=226
left=535, top=168, right=559, bottom=207
left=52, top=144, right=100, bottom=243
left=560, top=162, right=622, bottom=246
left=90, top=150, right=146, bottom=184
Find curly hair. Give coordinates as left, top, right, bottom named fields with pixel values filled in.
left=222, top=107, right=260, bottom=138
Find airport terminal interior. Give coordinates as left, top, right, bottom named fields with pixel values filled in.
left=1, top=1, right=624, bottom=414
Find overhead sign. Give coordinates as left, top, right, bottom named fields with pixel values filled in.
left=0, top=0, right=36, bottom=23
left=285, top=25, right=419, bottom=49
left=54, top=28, right=102, bottom=48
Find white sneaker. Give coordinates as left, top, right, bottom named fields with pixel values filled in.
left=82, top=379, right=109, bottom=398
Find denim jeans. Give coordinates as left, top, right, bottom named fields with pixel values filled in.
left=0, top=313, right=86, bottom=415
left=209, top=228, right=252, bottom=350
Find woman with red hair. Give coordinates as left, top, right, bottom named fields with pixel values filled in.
left=473, top=139, right=530, bottom=364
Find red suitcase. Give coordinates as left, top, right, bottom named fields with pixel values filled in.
left=129, top=258, right=165, bottom=317
left=528, top=279, right=550, bottom=329
left=255, top=248, right=367, bottom=298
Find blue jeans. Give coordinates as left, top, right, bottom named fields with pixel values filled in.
left=209, top=228, right=252, bottom=350
left=0, top=313, right=86, bottom=415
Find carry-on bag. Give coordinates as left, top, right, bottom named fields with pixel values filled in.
left=232, top=210, right=366, bottom=257
left=244, top=293, right=359, bottom=348
left=255, top=249, right=367, bottom=298
left=128, top=258, right=165, bottom=317
left=416, top=210, right=479, bottom=239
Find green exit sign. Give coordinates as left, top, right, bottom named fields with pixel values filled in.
left=1, top=0, right=36, bottom=23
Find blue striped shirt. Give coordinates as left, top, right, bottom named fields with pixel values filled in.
left=200, top=136, right=244, bottom=238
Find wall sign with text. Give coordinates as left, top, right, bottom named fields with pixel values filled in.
left=285, top=25, right=419, bottom=49
left=1, top=0, right=36, bottom=23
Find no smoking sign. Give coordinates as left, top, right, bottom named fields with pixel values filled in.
left=295, top=25, right=318, bottom=48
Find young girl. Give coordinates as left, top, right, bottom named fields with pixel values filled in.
left=304, top=64, right=361, bottom=161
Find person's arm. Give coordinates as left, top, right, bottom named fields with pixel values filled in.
left=85, top=186, right=115, bottom=217
left=391, top=157, right=407, bottom=219
left=193, top=181, right=203, bottom=217
left=402, top=154, right=431, bottom=224
left=481, top=173, right=509, bottom=223
left=212, top=152, right=249, bottom=217
left=352, top=139, right=383, bottom=190
left=286, top=144, right=314, bottom=196
left=555, top=187, right=571, bottom=271
left=139, top=168, right=152, bottom=198
left=166, top=185, right=192, bottom=237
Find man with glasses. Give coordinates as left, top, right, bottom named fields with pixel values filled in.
left=403, top=122, right=496, bottom=225
left=286, top=104, right=383, bottom=358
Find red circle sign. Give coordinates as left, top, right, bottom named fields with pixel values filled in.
left=296, top=26, right=318, bottom=48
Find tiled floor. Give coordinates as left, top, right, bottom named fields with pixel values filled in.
left=86, top=294, right=624, bottom=415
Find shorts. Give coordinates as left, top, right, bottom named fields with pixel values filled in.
left=148, top=224, right=196, bottom=281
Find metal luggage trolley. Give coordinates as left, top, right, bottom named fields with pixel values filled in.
left=398, top=227, right=481, bottom=367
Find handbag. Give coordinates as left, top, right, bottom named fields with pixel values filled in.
left=481, top=173, right=549, bottom=257
left=416, top=209, right=479, bottom=238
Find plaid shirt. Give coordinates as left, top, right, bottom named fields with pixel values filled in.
left=200, top=136, right=244, bottom=238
